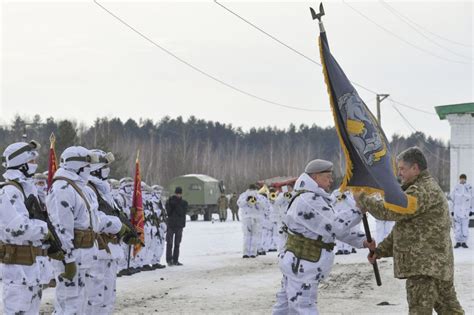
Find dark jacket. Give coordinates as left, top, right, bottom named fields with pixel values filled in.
left=166, top=195, right=188, bottom=229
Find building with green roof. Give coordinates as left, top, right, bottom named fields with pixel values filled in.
left=435, top=102, right=474, bottom=191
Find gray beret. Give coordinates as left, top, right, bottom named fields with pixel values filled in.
left=304, top=159, right=333, bottom=174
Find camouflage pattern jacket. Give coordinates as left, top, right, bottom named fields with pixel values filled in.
left=359, top=170, right=454, bottom=282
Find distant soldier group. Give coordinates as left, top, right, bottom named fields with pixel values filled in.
left=0, top=140, right=169, bottom=314
left=237, top=184, right=294, bottom=258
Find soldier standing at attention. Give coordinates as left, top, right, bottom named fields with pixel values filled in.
left=217, top=193, right=229, bottom=222
left=165, top=187, right=188, bottom=266
left=450, top=174, right=473, bottom=249
left=0, top=141, right=53, bottom=314
left=355, top=147, right=464, bottom=314
left=229, top=192, right=239, bottom=221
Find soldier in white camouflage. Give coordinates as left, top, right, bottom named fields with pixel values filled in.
left=0, top=141, right=52, bottom=314
left=355, top=147, right=464, bottom=315
left=450, top=174, right=473, bottom=248
left=273, top=159, right=374, bottom=314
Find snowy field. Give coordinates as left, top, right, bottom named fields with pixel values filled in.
left=1, top=212, right=473, bottom=314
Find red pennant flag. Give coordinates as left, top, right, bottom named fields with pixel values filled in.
left=131, top=151, right=145, bottom=256
left=47, top=133, right=58, bottom=190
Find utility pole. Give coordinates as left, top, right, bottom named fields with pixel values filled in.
left=376, top=94, right=390, bottom=125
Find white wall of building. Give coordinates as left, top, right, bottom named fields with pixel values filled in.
left=447, top=113, right=474, bottom=192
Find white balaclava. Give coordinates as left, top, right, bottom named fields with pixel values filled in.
left=89, top=149, right=115, bottom=181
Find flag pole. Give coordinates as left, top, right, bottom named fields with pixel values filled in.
left=362, top=213, right=382, bottom=286
left=311, top=2, right=382, bottom=286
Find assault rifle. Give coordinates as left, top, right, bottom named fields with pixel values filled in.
left=0, top=180, right=65, bottom=258
left=25, top=194, right=65, bottom=257
left=144, top=200, right=163, bottom=240
left=88, top=183, right=142, bottom=245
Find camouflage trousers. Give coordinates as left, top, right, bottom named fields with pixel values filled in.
left=406, top=275, right=464, bottom=315
left=272, top=275, right=319, bottom=315
left=3, top=282, right=42, bottom=315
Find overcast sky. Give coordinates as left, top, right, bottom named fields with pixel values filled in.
left=1, top=1, right=472, bottom=142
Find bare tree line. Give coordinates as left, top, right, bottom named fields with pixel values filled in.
left=1, top=115, right=450, bottom=193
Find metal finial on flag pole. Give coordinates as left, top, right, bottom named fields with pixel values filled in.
left=136, top=149, right=140, bottom=162
left=310, top=3, right=325, bottom=21
left=49, top=132, right=56, bottom=147
left=310, top=3, right=326, bottom=33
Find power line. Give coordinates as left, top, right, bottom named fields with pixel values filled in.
left=93, top=0, right=328, bottom=113
left=389, top=98, right=436, bottom=116
left=214, top=0, right=378, bottom=96
left=214, top=0, right=443, bottom=117
left=380, top=1, right=472, bottom=61
left=343, top=1, right=470, bottom=65
left=381, top=1, right=473, bottom=48
left=391, top=104, right=450, bottom=164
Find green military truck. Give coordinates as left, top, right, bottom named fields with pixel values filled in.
left=167, top=174, right=224, bottom=221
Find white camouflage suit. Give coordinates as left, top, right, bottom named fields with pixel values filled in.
left=268, top=197, right=280, bottom=251
left=331, top=190, right=363, bottom=254
left=375, top=218, right=395, bottom=244
left=259, top=194, right=273, bottom=253
left=115, top=182, right=134, bottom=271
left=33, top=174, right=56, bottom=288
left=151, top=191, right=166, bottom=266
left=0, top=169, right=48, bottom=315
left=273, top=191, right=293, bottom=252
left=47, top=166, right=100, bottom=315
left=135, top=186, right=157, bottom=268
left=273, top=173, right=366, bottom=315
left=86, top=176, right=124, bottom=314
left=450, top=182, right=473, bottom=243
left=238, top=189, right=263, bottom=257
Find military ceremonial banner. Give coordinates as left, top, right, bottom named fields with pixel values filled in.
left=318, top=19, right=417, bottom=214
left=47, top=133, right=58, bottom=190
left=131, top=151, right=145, bottom=256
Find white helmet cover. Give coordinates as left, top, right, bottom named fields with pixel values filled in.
left=60, top=146, right=97, bottom=172
left=2, top=140, right=40, bottom=168
left=90, top=149, right=115, bottom=172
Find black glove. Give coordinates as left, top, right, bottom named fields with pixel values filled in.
left=470, top=211, right=473, bottom=216
left=451, top=212, right=454, bottom=216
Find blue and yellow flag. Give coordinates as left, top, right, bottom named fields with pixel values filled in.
left=318, top=20, right=417, bottom=214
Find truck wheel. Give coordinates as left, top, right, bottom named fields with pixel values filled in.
left=203, top=209, right=211, bottom=221
left=190, top=214, right=198, bottom=221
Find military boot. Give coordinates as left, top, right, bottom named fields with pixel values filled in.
left=461, top=243, right=468, bottom=248
left=454, top=243, right=461, bottom=248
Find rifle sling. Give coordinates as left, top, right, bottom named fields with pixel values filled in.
left=53, top=176, right=93, bottom=230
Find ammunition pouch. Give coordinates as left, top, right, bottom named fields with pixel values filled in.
left=0, top=243, right=47, bottom=266
left=286, top=232, right=335, bottom=263
left=73, top=229, right=95, bottom=249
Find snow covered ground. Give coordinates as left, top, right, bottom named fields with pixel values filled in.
left=1, top=212, right=473, bottom=314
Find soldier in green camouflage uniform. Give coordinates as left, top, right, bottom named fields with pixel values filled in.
left=218, top=193, right=229, bottom=222
left=355, top=147, right=464, bottom=315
